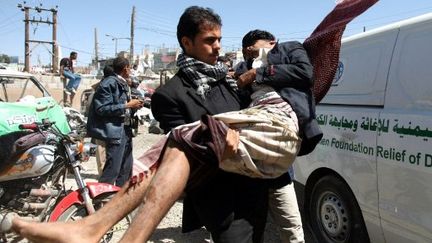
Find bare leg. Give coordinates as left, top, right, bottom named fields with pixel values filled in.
left=119, top=141, right=190, bottom=242
left=69, top=93, right=75, bottom=106
left=12, top=169, right=156, bottom=243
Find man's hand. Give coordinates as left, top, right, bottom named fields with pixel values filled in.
left=126, top=99, right=144, bottom=109
left=227, top=70, right=236, bottom=79
left=242, top=46, right=260, bottom=60
left=222, top=128, right=240, bottom=160
left=236, top=69, right=256, bottom=88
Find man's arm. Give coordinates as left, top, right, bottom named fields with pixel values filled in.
left=59, top=59, right=65, bottom=77
left=256, top=42, right=313, bottom=90
left=151, top=91, right=186, bottom=133
left=237, top=42, right=313, bottom=90
left=59, top=65, right=64, bottom=77
left=93, top=81, right=127, bottom=117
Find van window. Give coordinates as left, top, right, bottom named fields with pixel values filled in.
left=386, top=20, right=432, bottom=111
left=322, top=29, right=398, bottom=106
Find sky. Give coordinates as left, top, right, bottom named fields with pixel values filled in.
left=1, top=0, right=432, bottom=67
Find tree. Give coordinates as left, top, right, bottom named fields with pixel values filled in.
left=0, top=54, right=11, bottom=64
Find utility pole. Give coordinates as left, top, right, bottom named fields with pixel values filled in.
left=94, top=28, right=99, bottom=70
left=52, top=9, right=58, bottom=73
left=105, top=34, right=130, bottom=57
left=24, top=6, right=30, bottom=72
left=130, top=6, right=135, bottom=64
left=18, top=3, right=58, bottom=73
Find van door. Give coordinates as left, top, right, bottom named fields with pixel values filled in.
left=378, top=17, right=432, bottom=242
left=294, top=28, right=398, bottom=243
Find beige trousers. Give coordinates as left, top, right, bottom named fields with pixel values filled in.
left=268, top=183, right=304, bottom=243
left=94, top=139, right=106, bottom=176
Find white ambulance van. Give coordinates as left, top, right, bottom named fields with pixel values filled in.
left=295, top=13, right=432, bottom=243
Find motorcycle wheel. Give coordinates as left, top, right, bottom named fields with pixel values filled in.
left=56, top=192, right=132, bottom=242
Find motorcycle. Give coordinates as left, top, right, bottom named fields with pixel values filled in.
left=63, top=106, right=87, bottom=137
left=0, top=120, right=131, bottom=242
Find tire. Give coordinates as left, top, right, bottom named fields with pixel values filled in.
left=308, top=175, right=369, bottom=243
left=56, top=192, right=132, bottom=242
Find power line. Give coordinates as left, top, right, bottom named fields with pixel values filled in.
left=135, top=15, right=175, bottom=30
left=57, top=21, right=72, bottom=46
left=136, top=9, right=178, bottom=26
left=59, top=44, right=94, bottom=56
left=0, top=12, right=21, bottom=28
left=0, top=24, right=21, bottom=36
left=136, top=26, right=176, bottom=37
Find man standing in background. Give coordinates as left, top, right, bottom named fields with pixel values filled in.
left=60, top=51, right=81, bottom=105
left=86, top=57, right=144, bottom=186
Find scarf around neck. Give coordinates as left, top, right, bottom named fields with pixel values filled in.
left=177, top=53, right=237, bottom=99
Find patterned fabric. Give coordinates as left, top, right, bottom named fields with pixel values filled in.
left=177, top=54, right=237, bottom=99
left=133, top=97, right=300, bottom=179
left=215, top=97, right=300, bottom=178
left=303, top=0, right=379, bottom=103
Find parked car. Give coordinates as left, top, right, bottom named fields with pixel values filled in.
left=0, top=69, right=70, bottom=136
left=295, top=13, right=432, bottom=243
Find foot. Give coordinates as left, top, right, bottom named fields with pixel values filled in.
left=64, top=89, right=71, bottom=95
left=12, top=217, right=100, bottom=243
left=71, top=88, right=77, bottom=94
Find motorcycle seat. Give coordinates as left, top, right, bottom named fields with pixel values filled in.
left=0, top=131, right=46, bottom=170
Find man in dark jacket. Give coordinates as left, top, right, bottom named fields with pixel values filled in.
left=149, top=6, right=269, bottom=241
left=86, top=57, right=144, bottom=186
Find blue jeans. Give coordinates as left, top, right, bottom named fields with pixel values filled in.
left=99, top=128, right=133, bottom=187
left=63, top=70, right=81, bottom=90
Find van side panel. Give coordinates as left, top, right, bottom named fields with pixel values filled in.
left=378, top=18, right=432, bottom=242
left=294, top=107, right=384, bottom=242
left=320, top=29, right=398, bottom=106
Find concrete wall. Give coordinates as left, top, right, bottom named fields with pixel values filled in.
left=34, top=74, right=99, bottom=110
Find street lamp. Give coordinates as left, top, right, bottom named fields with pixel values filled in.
left=105, top=34, right=131, bottom=57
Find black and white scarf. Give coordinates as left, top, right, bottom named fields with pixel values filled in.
left=177, top=53, right=237, bottom=99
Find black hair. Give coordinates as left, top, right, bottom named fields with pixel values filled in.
left=70, top=51, right=77, bottom=56
left=112, top=57, right=129, bottom=74
left=103, top=65, right=115, bottom=78
left=217, top=56, right=230, bottom=63
left=242, top=29, right=275, bottom=48
left=177, top=6, right=222, bottom=51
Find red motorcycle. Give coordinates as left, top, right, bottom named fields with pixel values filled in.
left=0, top=120, right=131, bottom=242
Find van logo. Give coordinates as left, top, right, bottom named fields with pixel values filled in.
left=332, top=61, right=344, bottom=85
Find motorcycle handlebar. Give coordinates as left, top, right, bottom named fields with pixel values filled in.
left=19, top=120, right=57, bottom=132
left=18, top=123, right=38, bottom=130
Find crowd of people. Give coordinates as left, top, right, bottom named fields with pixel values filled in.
left=11, top=1, right=377, bottom=242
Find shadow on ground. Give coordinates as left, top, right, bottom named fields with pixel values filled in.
left=149, top=226, right=210, bottom=243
